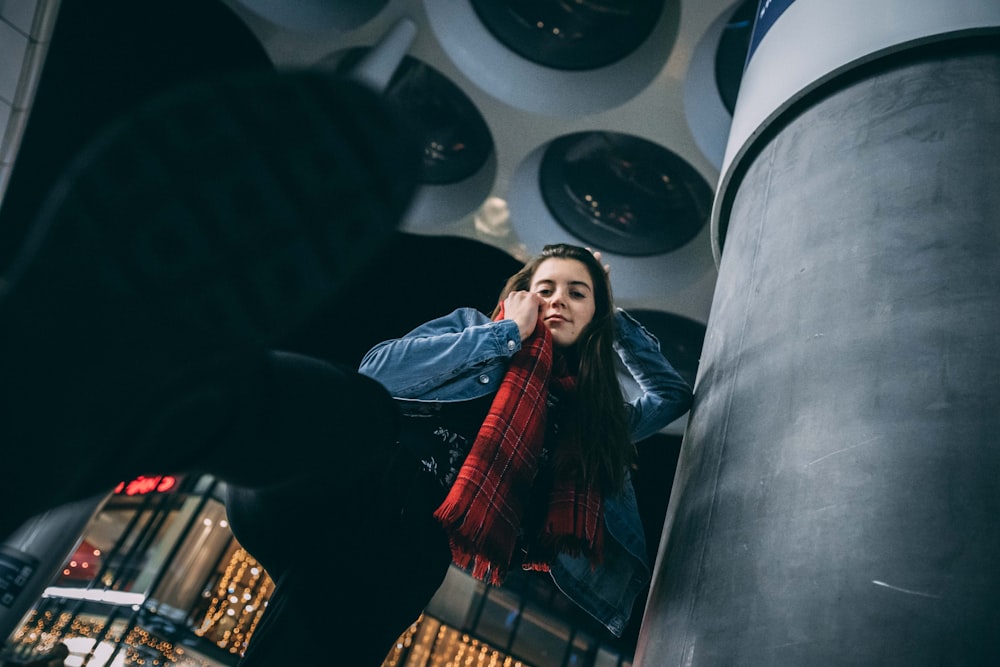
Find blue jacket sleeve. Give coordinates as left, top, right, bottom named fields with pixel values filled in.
left=614, top=308, right=693, bottom=442
left=358, top=307, right=523, bottom=398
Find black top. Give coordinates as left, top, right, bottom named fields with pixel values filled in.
left=395, top=388, right=568, bottom=491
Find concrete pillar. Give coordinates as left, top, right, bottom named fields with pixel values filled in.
left=635, top=1, right=1000, bottom=664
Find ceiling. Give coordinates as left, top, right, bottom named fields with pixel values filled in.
left=216, top=0, right=750, bottom=324
left=215, top=0, right=757, bottom=405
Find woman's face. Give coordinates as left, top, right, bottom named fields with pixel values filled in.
left=529, top=257, right=597, bottom=348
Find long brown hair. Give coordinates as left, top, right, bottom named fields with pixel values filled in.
left=491, top=243, right=633, bottom=492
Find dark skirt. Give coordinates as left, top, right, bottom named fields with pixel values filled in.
left=226, top=398, right=456, bottom=667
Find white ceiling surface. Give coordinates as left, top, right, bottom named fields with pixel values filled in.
left=219, top=0, right=742, bottom=326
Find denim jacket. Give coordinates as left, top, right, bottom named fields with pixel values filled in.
left=358, top=307, right=692, bottom=636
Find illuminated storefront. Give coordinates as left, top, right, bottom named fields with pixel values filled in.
left=3, top=475, right=635, bottom=666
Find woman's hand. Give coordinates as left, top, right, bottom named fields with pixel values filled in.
left=586, top=247, right=611, bottom=275
left=503, top=290, right=544, bottom=341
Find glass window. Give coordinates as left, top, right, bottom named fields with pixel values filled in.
left=509, top=602, right=571, bottom=665
left=473, top=586, right=521, bottom=649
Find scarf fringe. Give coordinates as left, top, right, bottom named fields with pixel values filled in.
left=446, top=537, right=508, bottom=586
left=433, top=500, right=519, bottom=586
left=522, top=515, right=606, bottom=575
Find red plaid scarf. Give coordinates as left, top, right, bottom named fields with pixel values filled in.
left=433, top=306, right=604, bottom=585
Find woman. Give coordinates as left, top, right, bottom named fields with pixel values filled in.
left=358, top=242, right=692, bottom=648
left=227, top=243, right=691, bottom=666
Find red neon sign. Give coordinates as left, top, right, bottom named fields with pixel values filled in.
left=113, top=475, right=179, bottom=496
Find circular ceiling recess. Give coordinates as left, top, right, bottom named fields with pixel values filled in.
left=629, top=309, right=706, bottom=389
left=539, top=131, right=713, bottom=256
left=422, top=0, right=679, bottom=116
left=327, top=49, right=494, bottom=186
left=715, top=0, right=757, bottom=114
left=469, top=0, right=667, bottom=71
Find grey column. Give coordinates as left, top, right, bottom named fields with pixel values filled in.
left=635, top=2, right=1000, bottom=665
